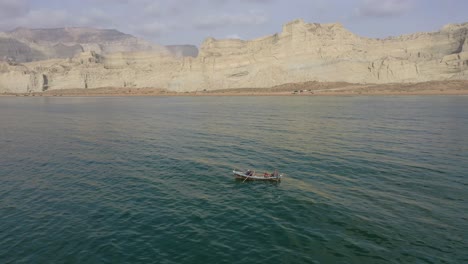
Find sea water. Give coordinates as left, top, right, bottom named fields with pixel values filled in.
left=1, top=96, right=467, bottom=263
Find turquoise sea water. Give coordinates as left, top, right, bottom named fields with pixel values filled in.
left=1, top=96, right=467, bottom=263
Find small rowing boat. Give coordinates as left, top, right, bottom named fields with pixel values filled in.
left=233, top=169, right=283, bottom=182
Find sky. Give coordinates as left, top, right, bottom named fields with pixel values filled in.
left=0, top=0, right=467, bottom=46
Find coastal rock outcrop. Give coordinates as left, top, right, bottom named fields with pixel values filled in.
left=1, top=19, right=468, bottom=93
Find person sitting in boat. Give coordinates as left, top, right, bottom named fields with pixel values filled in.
left=264, top=172, right=271, bottom=178
left=246, top=170, right=252, bottom=176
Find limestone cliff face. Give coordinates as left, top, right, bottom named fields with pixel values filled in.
left=193, top=20, right=468, bottom=88
left=1, top=19, right=468, bottom=93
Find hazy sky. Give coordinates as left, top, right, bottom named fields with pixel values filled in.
left=0, top=0, right=467, bottom=45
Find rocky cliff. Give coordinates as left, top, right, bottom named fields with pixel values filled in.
left=1, top=19, right=467, bottom=93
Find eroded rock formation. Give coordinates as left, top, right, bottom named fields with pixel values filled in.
left=1, top=19, right=467, bottom=93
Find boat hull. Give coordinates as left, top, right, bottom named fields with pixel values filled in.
left=233, top=170, right=282, bottom=182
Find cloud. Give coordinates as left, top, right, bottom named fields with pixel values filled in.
left=355, top=0, right=413, bottom=17
left=136, top=21, right=168, bottom=36
left=226, top=33, right=242, bottom=39
left=77, top=8, right=115, bottom=27
left=15, top=8, right=70, bottom=29
left=209, top=0, right=276, bottom=3
left=0, top=0, right=29, bottom=19
left=143, top=2, right=162, bottom=17
left=0, top=0, right=450, bottom=46
left=242, top=0, right=276, bottom=3
left=8, top=7, right=117, bottom=30
left=194, top=11, right=268, bottom=29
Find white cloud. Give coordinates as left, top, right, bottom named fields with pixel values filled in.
left=195, top=11, right=268, bottom=29
left=137, top=21, right=168, bottom=36
left=15, top=8, right=69, bottom=29
left=0, top=0, right=461, bottom=46
left=0, top=0, right=29, bottom=19
left=355, top=0, right=413, bottom=17
left=144, top=2, right=162, bottom=17
left=226, top=34, right=242, bottom=39
left=77, top=8, right=114, bottom=27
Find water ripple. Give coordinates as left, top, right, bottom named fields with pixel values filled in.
left=1, top=96, right=467, bottom=263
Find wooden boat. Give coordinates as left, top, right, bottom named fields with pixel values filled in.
left=233, top=169, right=283, bottom=182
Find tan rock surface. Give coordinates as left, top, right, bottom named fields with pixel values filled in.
left=1, top=19, right=468, bottom=93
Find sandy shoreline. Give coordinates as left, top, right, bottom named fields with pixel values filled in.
left=2, top=80, right=468, bottom=97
